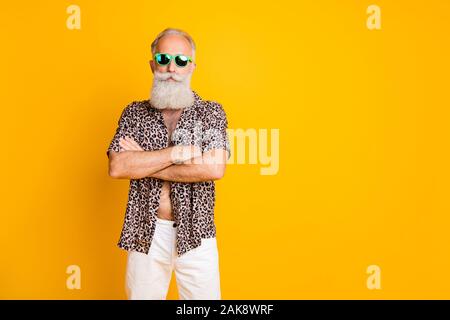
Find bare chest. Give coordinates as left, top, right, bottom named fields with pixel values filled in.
left=162, top=109, right=184, bottom=140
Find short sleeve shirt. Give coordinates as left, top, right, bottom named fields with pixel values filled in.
left=106, top=90, right=230, bottom=256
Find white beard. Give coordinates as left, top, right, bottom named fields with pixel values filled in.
left=149, top=70, right=194, bottom=110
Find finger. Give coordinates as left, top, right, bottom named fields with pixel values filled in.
left=119, top=137, right=129, bottom=147
left=120, top=139, right=136, bottom=150
left=119, top=139, right=130, bottom=149
left=120, top=138, right=133, bottom=146
left=126, top=137, right=140, bottom=147
left=125, top=136, right=138, bottom=144
left=130, top=140, right=144, bottom=151
left=124, top=139, right=142, bottom=150
left=123, top=141, right=142, bottom=151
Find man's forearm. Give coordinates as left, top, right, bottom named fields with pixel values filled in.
left=150, top=162, right=224, bottom=182
left=150, top=150, right=227, bottom=182
left=109, top=147, right=175, bottom=179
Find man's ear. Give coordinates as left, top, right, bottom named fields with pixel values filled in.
left=149, top=60, right=155, bottom=73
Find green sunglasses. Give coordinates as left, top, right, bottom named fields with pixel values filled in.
left=154, top=53, right=193, bottom=68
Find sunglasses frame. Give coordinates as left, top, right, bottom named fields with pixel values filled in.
left=154, top=53, right=193, bottom=68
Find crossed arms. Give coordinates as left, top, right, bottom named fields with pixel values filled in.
left=108, top=136, right=227, bottom=182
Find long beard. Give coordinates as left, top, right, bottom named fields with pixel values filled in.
left=150, top=71, right=194, bottom=110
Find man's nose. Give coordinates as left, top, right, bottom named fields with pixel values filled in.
left=168, top=59, right=176, bottom=72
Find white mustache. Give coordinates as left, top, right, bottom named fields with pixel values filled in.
left=154, top=71, right=186, bottom=82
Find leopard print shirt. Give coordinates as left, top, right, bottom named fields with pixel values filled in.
left=106, top=90, right=230, bottom=256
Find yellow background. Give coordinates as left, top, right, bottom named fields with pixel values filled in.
left=1, top=0, right=449, bottom=299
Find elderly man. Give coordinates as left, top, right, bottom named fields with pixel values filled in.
left=106, top=28, right=230, bottom=300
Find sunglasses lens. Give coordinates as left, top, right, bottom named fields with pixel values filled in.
left=156, top=54, right=170, bottom=65
left=175, top=55, right=189, bottom=67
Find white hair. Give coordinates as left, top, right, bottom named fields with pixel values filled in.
left=150, top=28, right=196, bottom=61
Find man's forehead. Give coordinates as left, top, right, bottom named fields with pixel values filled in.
left=156, top=35, right=192, bottom=54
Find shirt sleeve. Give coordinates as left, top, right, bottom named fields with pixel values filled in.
left=202, top=101, right=231, bottom=160
left=106, top=103, right=136, bottom=158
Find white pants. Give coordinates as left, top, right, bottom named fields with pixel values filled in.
left=125, top=217, right=221, bottom=300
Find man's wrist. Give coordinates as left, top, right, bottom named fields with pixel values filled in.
left=169, top=145, right=202, bottom=164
